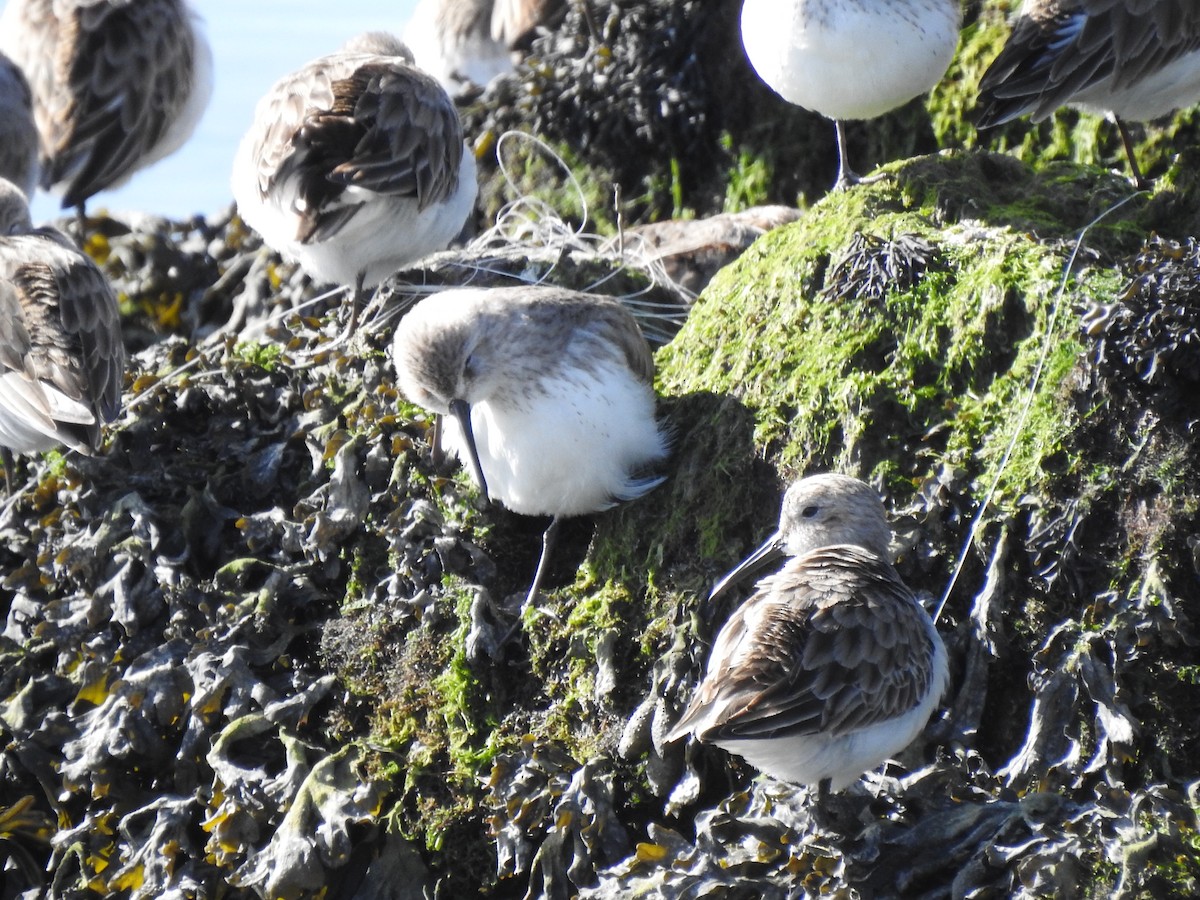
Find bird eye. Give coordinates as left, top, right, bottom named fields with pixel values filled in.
left=801, top=505, right=820, bottom=518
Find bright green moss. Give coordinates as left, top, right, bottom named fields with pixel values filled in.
left=578, top=153, right=1150, bottom=614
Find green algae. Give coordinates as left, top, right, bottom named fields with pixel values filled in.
left=652, top=154, right=1126, bottom=521
left=231, top=340, right=283, bottom=372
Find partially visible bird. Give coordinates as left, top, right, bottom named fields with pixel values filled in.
left=0, top=52, right=39, bottom=200
left=403, top=0, right=570, bottom=95
left=739, top=0, right=961, bottom=190
left=667, top=474, right=948, bottom=793
left=0, top=0, right=213, bottom=225
left=232, top=32, right=478, bottom=333
left=491, top=0, right=567, bottom=51
left=975, top=0, right=1200, bottom=187
left=404, top=0, right=515, bottom=95
left=0, top=179, right=124, bottom=491
left=392, top=285, right=669, bottom=616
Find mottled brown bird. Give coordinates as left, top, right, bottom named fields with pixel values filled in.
left=0, top=0, right=212, bottom=221
left=668, top=474, right=948, bottom=792
left=232, top=32, right=477, bottom=330
left=0, top=178, right=124, bottom=489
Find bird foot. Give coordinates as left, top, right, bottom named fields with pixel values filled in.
left=494, top=590, right=563, bottom=651
left=832, top=169, right=887, bottom=192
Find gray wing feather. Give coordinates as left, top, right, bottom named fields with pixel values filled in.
left=977, top=0, right=1200, bottom=126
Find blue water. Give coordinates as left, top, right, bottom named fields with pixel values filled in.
left=22, top=0, right=419, bottom=223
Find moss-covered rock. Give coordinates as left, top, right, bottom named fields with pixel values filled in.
left=558, top=150, right=1200, bottom=897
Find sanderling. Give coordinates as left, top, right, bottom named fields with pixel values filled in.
left=232, top=32, right=478, bottom=333
left=491, top=0, right=567, bottom=50
left=740, top=0, right=961, bottom=190
left=391, top=284, right=670, bottom=615
left=0, top=0, right=212, bottom=223
left=404, top=0, right=514, bottom=94
left=0, top=179, right=124, bottom=490
left=976, top=0, right=1200, bottom=187
left=666, top=473, right=948, bottom=793
left=0, top=52, right=38, bottom=200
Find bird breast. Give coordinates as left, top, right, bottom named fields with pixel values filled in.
left=439, top=356, right=667, bottom=517
left=740, top=0, right=960, bottom=120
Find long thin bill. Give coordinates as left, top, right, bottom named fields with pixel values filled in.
left=430, top=412, right=446, bottom=467
left=708, top=530, right=786, bottom=603
left=449, top=397, right=489, bottom=500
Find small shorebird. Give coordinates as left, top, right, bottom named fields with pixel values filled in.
left=392, top=285, right=670, bottom=614
left=491, top=0, right=566, bottom=51
left=404, top=0, right=515, bottom=94
left=232, top=32, right=478, bottom=333
left=667, top=474, right=948, bottom=793
left=0, top=52, right=38, bottom=200
left=739, top=0, right=961, bottom=190
left=975, top=0, right=1200, bottom=187
left=403, top=0, right=568, bottom=93
left=0, top=179, right=124, bottom=490
left=0, top=0, right=212, bottom=224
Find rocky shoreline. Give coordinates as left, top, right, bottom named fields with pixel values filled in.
left=2, top=1, right=1200, bottom=898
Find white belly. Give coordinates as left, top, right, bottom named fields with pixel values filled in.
left=740, top=0, right=959, bottom=121
left=1072, top=48, right=1200, bottom=122
left=443, top=359, right=669, bottom=517
left=404, top=0, right=513, bottom=92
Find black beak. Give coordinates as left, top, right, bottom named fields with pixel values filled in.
left=430, top=413, right=446, bottom=467
left=708, top=530, right=786, bottom=604
left=448, top=398, right=489, bottom=500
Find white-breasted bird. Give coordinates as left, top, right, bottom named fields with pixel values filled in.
left=667, top=473, right=948, bottom=793
left=404, top=0, right=515, bottom=95
left=391, top=284, right=670, bottom=615
left=739, top=0, right=961, bottom=189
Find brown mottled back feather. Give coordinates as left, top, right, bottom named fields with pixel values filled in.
left=0, top=214, right=124, bottom=453
left=37, top=0, right=201, bottom=206
left=684, top=545, right=939, bottom=741
left=252, top=50, right=465, bottom=246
